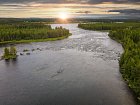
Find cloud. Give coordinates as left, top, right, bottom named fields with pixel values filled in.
left=109, top=9, right=140, bottom=14
left=88, top=0, right=140, bottom=4
left=0, top=0, right=139, bottom=4
left=76, top=11, right=92, bottom=14
left=0, top=0, right=139, bottom=18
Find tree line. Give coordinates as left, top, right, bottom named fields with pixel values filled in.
left=109, top=29, right=140, bottom=101
left=78, top=22, right=140, bottom=103
left=0, top=23, right=70, bottom=42
left=78, top=22, right=140, bottom=30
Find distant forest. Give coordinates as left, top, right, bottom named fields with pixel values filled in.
left=0, top=18, right=140, bottom=24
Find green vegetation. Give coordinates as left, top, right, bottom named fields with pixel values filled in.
left=78, top=22, right=140, bottom=31
left=2, top=46, right=17, bottom=60
left=109, top=29, right=140, bottom=102
left=78, top=22, right=140, bottom=103
left=0, top=36, right=69, bottom=45
left=0, top=18, right=140, bottom=24
left=0, top=22, right=70, bottom=44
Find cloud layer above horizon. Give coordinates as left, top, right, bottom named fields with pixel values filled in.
left=0, top=0, right=140, bottom=4
left=0, top=0, right=140, bottom=18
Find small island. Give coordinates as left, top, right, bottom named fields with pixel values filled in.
left=2, top=46, right=17, bottom=60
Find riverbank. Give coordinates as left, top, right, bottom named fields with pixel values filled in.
left=108, top=34, right=140, bottom=104
left=78, top=22, right=140, bottom=104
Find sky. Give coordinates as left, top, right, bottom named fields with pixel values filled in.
left=0, top=0, right=140, bottom=18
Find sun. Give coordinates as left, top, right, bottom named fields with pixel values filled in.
left=59, top=12, right=68, bottom=20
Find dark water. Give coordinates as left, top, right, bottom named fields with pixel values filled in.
left=0, top=24, right=136, bottom=105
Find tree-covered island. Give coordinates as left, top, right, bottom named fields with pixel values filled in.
left=2, top=46, right=17, bottom=60
left=0, top=22, right=71, bottom=45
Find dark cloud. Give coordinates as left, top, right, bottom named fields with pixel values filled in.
left=88, top=0, right=140, bottom=3
left=0, top=0, right=63, bottom=4
left=0, top=0, right=139, bottom=4
left=76, top=11, right=92, bottom=14
left=109, top=9, right=140, bottom=14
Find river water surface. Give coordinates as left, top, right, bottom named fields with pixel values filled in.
left=0, top=24, right=136, bottom=105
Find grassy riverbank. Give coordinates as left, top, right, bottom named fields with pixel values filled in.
left=0, top=35, right=70, bottom=45
left=78, top=22, right=140, bottom=104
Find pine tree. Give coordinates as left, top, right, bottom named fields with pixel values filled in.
left=10, top=46, right=17, bottom=55
left=4, top=47, right=10, bottom=57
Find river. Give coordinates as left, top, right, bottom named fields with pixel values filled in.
left=0, top=24, right=136, bottom=105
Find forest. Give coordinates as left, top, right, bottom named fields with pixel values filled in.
left=0, top=22, right=70, bottom=44
left=78, top=22, right=140, bottom=31
left=78, top=22, right=140, bottom=103
left=0, top=18, right=139, bottom=24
